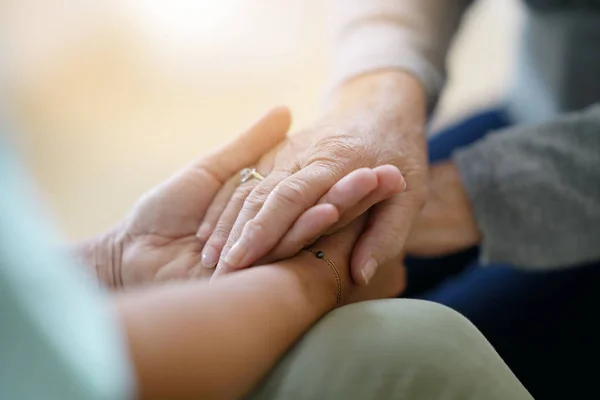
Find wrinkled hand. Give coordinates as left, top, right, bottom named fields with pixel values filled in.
left=94, top=106, right=393, bottom=288
left=97, top=108, right=290, bottom=288
left=405, top=161, right=481, bottom=257
left=207, top=71, right=429, bottom=285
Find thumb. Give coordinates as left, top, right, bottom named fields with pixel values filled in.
left=350, top=193, right=424, bottom=285
left=194, top=106, right=291, bottom=183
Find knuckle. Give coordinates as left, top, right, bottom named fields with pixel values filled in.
left=309, top=161, right=344, bottom=183
left=226, top=224, right=244, bottom=247
left=243, top=218, right=270, bottom=241
left=244, top=188, right=269, bottom=210
left=378, top=148, right=403, bottom=166
left=210, top=226, right=231, bottom=247
left=310, top=135, right=371, bottom=168
left=231, top=185, right=254, bottom=204
left=252, top=183, right=273, bottom=199
left=272, top=179, right=311, bottom=208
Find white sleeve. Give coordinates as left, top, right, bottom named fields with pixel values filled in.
left=330, top=0, right=473, bottom=105
left=0, top=141, right=135, bottom=400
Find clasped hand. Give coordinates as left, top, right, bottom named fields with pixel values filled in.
left=104, top=64, right=489, bottom=292
left=100, top=102, right=415, bottom=289
left=196, top=92, right=429, bottom=285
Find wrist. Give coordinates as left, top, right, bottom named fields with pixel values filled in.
left=280, top=251, right=341, bottom=313
left=324, top=70, right=427, bottom=131
left=285, top=244, right=357, bottom=309
left=73, top=228, right=124, bottom=289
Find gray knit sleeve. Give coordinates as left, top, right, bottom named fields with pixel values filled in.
left=453, top=104, right=600, bottom=269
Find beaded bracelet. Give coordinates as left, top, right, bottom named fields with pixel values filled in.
left=303, top=248, right=342, bottom=305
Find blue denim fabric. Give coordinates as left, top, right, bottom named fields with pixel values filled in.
left=405, top=109, right=600, bottom=400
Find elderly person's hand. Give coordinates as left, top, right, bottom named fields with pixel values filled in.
left=206, top=71, right=428, bottom=285
left=77, top=107, right=396, bottom=288
left=405, top=161, right=481, bottom=257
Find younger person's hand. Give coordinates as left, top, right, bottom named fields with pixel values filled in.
left=78, top=106, right=404, bottom=290
left=289, top=216, right=406, bottom=306
left=93, top=108, right=291, bottom=288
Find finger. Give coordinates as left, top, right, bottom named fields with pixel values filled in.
left=194, top=106, right=291, bottom=184
left=196, top=174, right=239, bottom=242
left=322, top=164, right=406, bottom=234
left=220, top=162, right=346, bottom=271
left=257, top=203, right=340, bottom=264
left=350, top=190, right=426, bottom=286
left=188, top=259, right=217, bottom=280
left=186, top=252, right=219, bottom=280
left=210, top=168, right=293, bottom=275
left=260, top=168, right=380, bottom=263
left=317, top=168, right=378, bottom=212
left=345, top=257, right=407, bottom=304
left=200, top=177, right=261, bottom=268
left=309, top=214, right=368, bottom=263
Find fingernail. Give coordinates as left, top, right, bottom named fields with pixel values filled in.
left=361, top=258, right=378, bottom=285
left=224, top=238, right=249, bottom=267
left=201, top=247, right=219, bottom=268
left=400, top=178, right=408, bottom=192
left=394, top=177, right=407, bottom=193
left=196, top=222, right=212, bottom=240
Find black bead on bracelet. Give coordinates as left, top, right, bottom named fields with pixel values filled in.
left=303, top=248, right=342, bottom=305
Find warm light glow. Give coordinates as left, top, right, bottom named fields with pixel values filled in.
left=128, top=0, right=245, bottom=47
left=120, top=0, right=301, bottom=76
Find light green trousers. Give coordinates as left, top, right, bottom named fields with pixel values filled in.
left=249, top=299, right=533, bottom=400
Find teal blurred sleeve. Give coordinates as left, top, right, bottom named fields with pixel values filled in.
left=0, top=138, right=134, bottom=400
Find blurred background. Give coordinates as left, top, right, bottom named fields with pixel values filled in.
left=1, top=0, right=524, bottom=240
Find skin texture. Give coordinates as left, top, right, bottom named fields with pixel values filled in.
left=68, top=108, right=408, bottom=399
left=74, top=107, right=405, bottom=289
left=77, top=107, right=290, bottom=288
left=117, top=217, right=406, bottom=399
left=198, top=162, right=405, bottom=270
left=405, top=161, right=481, bottom=257
left=206, top=70, right=429, bottom=286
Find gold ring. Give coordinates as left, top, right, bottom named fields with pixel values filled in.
left=240, top=168, right=265, bottom=183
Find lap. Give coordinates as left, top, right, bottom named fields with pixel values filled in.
left=406, top=108, right=600, bottom=398
left=249, top=300, right=531, bottom=400
left=410, top=258, right=600, bottom=399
